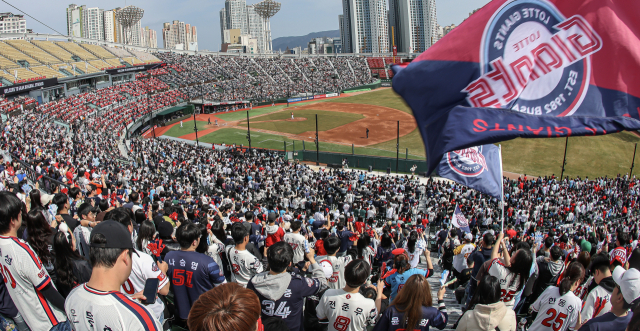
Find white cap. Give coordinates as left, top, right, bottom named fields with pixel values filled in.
left=465, top=233, right=473, bottom=241
left=40, top=193, right=55, bottom=206
left=612, top=266, right=640, bottom=304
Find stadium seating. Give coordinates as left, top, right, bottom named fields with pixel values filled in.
left=0, top=41, right=41, bottom=66
left=30, top=66, right=64, bottom=79
left=106, top=47, right=133, bottom=58
left=32, top=40, right=76, bottom=63
left=88, top=59, right=111, bottom=71
left=0, top=54, right=18, bottom=69
left=122, top=57, right=144, bottom=65
left=5, top=40, right=62, bottom=65
left=104, top=58, right=126, bottom=68
left=367, top=57, right=385, bottom=69
left=55, top=41, right=98, bottom=60
left=80, top=43, right=117, bottom=59
left=128, top=49, right=160, bottom=63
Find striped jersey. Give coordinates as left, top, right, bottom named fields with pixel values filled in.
left=283, top=232, right=308, bottom=264
left=65, top=284, right=162, bottom=331
left=227, top=247, right=263, bottom=287
left=0, top=235, right=67, bottom=330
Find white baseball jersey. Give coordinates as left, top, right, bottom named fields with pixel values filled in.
left=487, top=258, right=522, bottom=307
left=66, top=284, right=162, bottom=331
left=404, top=239, right=426, bottom=268
left=581, top=284, right=612, bottom=321
left=317, top=255, right=353, bottom=290
left=0, top=235, right=67, bottom=330
left=119, top=249, right=169, bottom=320
left=205, top=241, right=226, bottom=271
left=283, top=232, right=307, bottom=264
left=316, top=289, right=377, bottom=331
left=453, top=243, right=475, bottom=273
left=530, top=287, right=581, bottom=331
left=228, top=247, right=263, bottom=287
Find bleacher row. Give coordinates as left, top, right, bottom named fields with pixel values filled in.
left=0, top=39, right=160, bottom=84
left=366, top=57, right=406, bottom=79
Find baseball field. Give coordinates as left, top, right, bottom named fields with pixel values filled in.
left=158, top=88, right=640, bottom=178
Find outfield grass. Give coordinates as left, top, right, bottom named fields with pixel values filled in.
left=215, top=105, right=288, bottom=122
left=163, top=120, right=209, bottom=137
left=198, top=128, right=424, bottom=159
left=236, top=109, right=364, bottom=134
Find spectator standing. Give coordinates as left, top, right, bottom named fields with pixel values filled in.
left=64, top=220, right=162, bottom=330
left=316, top=260, right=382, bottom=331
left=578, top=266, right=640, bottom=331
left=529, top=262, right=585, bottom=331
left=373, top=274, right=448, bottom=331
left=455, top=275, right=517, bottom=331
left=248, top=242, right=326, bottom=331
left=581, top=254, right=614, bottom=323
left=228, top=222, right=263, bottom=287
left=317, top=236, right=356, bottom=289
left=0, top=192, right=70, bottom=331
left=53, top=230, right=91, bottom=298
left=384, top=251, right=434, bottom=302
left=166, top=223, right=226, bottom=324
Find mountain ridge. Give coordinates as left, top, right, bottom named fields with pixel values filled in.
left=272, top=30, right=340, bottom=52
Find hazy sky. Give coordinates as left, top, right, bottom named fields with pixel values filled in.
left=3, top=0, right=491, bottom=51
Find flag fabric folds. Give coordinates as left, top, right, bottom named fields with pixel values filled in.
left=452, top=204, right=471, bottom=233
left=392, top=0, right=640, bottom=174
left=436, top=143, right=503, bottom=200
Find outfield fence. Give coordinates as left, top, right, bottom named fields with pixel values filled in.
left=291, top=150, right=428, bottom=174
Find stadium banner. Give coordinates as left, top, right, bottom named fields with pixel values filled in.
left=106, top=63, right=163, bottom=75
left=2, top=78, right=58, bottom=96
left=326, top=93, right=339, bottom=98
left=392, top=0, right=640, bottom=174
left=314, top=95, right=327, bottom=100
left=287, top=97, right=302, bottom=103
left=436, top=143, right=503, bottom=199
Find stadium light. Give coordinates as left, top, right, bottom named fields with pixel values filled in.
left=115, top=6, right=144, bottom=46
left=254, top=0, right=281, bottom=53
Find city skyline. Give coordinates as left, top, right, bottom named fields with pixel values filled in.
left=0, top=0, right=490, bottom=51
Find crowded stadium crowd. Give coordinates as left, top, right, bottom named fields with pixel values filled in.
left=0, top=54, right=639, bottom=331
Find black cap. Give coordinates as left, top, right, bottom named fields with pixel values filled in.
left=90, top=220, right=138, bottom=256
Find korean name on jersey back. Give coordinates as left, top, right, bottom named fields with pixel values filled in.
left=463, top=0, right=602, bottom=116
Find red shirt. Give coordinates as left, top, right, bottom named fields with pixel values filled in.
left=265, top=227, right=285, bottom=247
left=506, top=229, right=517, bottom=239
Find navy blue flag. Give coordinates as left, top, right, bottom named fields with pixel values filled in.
left=392, top=0, right=640, bottom=175
left=437, top=144, right=503, bottom=200
left=424, top=107, right=640, bottom=174
left=452, top=204, right=471, bottom=233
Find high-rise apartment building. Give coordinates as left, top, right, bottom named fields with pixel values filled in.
left=142, top=26, right=158, bottom=48
left=341, top=0, right=389, bottom=53
left=84, top=7, right=104, bottom=40
left=219, top=0, right=275, bottom=53
left=67, top=4, right=85, bottom=38
left=66, top=4, right=104, bottom=40
left=388, top=0, right=437, bottom=53
left=103, top=9, right=117, bottom=42
left=246, top=5, right=265, bottom=53
left=0, top=13, right=27, bottom=34
left=223, top=0, right=248, bottom=35
left=162, top=20, right=197, bottom=50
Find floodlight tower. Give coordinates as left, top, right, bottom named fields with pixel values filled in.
left=254, top=0, right=280, bottom=53
left=116, top=6, right=144, bottom=46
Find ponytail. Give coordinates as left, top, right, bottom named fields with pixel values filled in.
left=394, top=254, right=410, bottom=274
left=559, top=262, right=585, bottom=296
left=407, top=231, right=418, bottom=253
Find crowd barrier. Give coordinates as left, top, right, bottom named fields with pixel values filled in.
left=293, top=150, right=427, bottom=174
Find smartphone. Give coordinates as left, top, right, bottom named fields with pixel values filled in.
left=142, top=278, right=159, bottom=305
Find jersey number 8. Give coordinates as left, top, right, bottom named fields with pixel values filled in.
left=333, top=316, right=351, bottom=331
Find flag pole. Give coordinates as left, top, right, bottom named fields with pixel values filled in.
left=499, top=144, right=504, bottom=233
